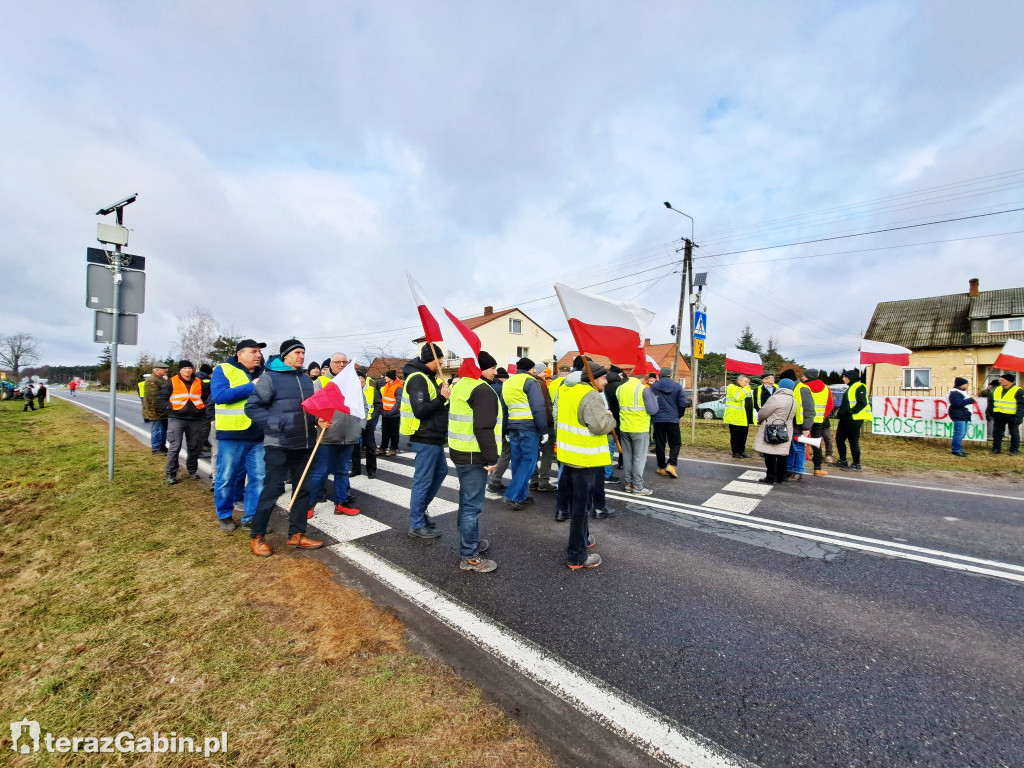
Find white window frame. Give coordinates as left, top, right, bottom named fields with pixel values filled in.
left=516, top=346, right=529, bottom=358
left=988, top=317, right=1024, bottom=332
left=902, top=367, right=932, bottom=390
left=509, top=318, right=522, bottom=335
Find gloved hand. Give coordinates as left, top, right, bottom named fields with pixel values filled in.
left=540, top=433, right=549, bottom=445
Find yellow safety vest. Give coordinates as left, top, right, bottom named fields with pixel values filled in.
left=316, top=375, right=332, bottom=387
left=138, top=381, right=146, bottom=397
left=617, top=377, right=650, bottom=433
left=364, top=382, right=376, bottom=420
left=809, top=385, right=830, bottom=424
left=214, top=363, right=253, bottom=432
left=555, top=383, right=611, bottom=468
left=724, top=384, right=752, bottom=426
left=993, top=385, right=1021, bottom=415
left=447, top=377, right=502, bottom=454
left=847, top=381, right=873, bottom=421
left=548, top=376, right=565, bottom=400
left=400, top=371, right=440, bottom=436
left=793, top=382, right=810, bottom=425
left=502, top=372, right=534, bottom=422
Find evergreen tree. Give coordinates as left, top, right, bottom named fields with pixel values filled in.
left=735, top=324, right=763, bottom=354
left=763, top=335, right=785, bottom=375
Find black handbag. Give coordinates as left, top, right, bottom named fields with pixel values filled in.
left=765, top=419, right=789, bottom=444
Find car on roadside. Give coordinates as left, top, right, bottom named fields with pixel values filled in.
left=697, top=395, right=728, bottom=420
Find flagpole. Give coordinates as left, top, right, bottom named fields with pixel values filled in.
left=287, top=426, right=328, bottom=514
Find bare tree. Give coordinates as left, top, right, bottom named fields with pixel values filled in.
left=360, top=339, right=413, bottom=367
left=0, top=332, right=41, bottom=378
left=175, top=305, right=221, bottom=366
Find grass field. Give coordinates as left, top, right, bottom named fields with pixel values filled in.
left=0, top=400, right=553, bottom=767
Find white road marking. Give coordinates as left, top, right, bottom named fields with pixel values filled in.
left=722, top=480, right=773, bottom=496
left=308, top=501, right=391, bottom=542
left=737, top=470, right=765, bottom=481
left=345, top=471, right=459, bottom=517
left=702, top=493, right=760, bottom=515
left=331, top=542, right=750, bottom=768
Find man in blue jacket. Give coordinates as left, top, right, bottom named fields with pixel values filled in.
left=650, top=368, right=689, bottom=478
left=244, top=339, right=326, bottom=557
left=210, top=339, right=266, bottom=532
left=948, top=377, right=975, bottom=458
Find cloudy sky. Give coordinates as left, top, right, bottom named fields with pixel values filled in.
left=2, top=1, right=1023, bottom=372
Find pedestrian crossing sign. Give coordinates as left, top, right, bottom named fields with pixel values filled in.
left=694, top=338, right=705, bottom=359
left=694, top=312, right=707, bottom=339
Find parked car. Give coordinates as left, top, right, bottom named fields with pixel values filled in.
left=697, top=395, right=728, bottom=420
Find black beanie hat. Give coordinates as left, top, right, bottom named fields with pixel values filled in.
left=778, top=369, right=797, bottom=382
left=582, top=362, right=608, bottom=382
left=572, top=355, right=588, bottom=371
left=321, top=358, right=332, bottom=370
left=177, top=360, right=194, bottom=370
left=385, top=369, right=397, bottom=380
left=198, top=363, right=213, bottom=376
left=842, top=368, right=861, bottom=381
left=999, top=372, right=1016, bottom=384
left=420, top=343, right=443, bottom=363
left=516, top=357, right=535, bottom=373
left=478, top=350, right=497, bottom=370
left=279, top=339, right=305, bottom=357
left=954, top=377, right=969, bottom=387
left=496, top=367, right=509, bottom=379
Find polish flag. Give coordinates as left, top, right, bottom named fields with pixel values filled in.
left=636, top=354, right=661, bottom=375
left=554, top=283, right=655, bottom=367
left=507, top=356, right=518, bottom=375
left=859, top=339, right=911, bottom=366
left=406, top=273, right=483, bottom=378
left=993, top=339, right=1024, bottom=373
left=302, top=357, right=366, bottom=422
left=725, top=348, right=764, bottom=375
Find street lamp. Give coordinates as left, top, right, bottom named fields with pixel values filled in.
left=662, top=202, right=695, bottom=382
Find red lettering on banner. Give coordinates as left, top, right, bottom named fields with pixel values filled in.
left=883, top=397, right=902, bottom=416
left=934, top=400, right=948, bottom=420
left=971, top=400, right=986, bottom=420
left=910, top=399, right=923, bottom=418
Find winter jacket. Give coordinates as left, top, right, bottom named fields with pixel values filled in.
left=804, top=379, right=834, bottom=419
left=651, top=377, right=689, bottom=423
left=313, top=378, right=367, bottom=445
left=835, top=372, right=868, bottom=420
left=605, top=371, right=623, bottom=428
left=488, top=378, right=510, bottom=434
left=450, top=378, right=501, bottom=467
left=947, top=388, right=976, bottom=422
left=211, top=357, right=264, bottom=441
left=158, top=374, right=210, bottom=421
left=142, top=375, right=169, bottom=420
left=753, top=389, right=797, bottom=456
left=244, top=356, right=317, bottom=450
left=402, top=359, right=449, bottom=445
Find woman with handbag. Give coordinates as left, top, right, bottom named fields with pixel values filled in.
left=753, top=378, right=797, bottom=484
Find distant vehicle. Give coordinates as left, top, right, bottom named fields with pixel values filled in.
left=828, top=384, right=848, bottom=397
left=697, top=395, right=728, bottom=420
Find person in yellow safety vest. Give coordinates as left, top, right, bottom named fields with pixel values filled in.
left=991, top=372, right=1024, bottom=455
left=616, top=374, right=660, bottom=496
left=138, top=375, right=148, bottom=401
left=724, top=374, right=754, bottom=458
left=448, top=350, right=502, bottom=573
left=780, top=369, right=816, bottom=481
left=403, top=343, right=451, bottom=538
left=157, top=360, right=210, bottom=485
left=752, top=373, right=777, bottom=410
left=800, top=368, right=835, bottom=477
left=501, top=357, right=548, bottom=509
left=555, top=361, right=616, bottom=570
left=353, top=367, right=382, bottom=478
left=210, top=339, right=266, bottom=531
left=834, top=368, right=872, bottom=471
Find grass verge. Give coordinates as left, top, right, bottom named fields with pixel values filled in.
left=0, top=400, right=554, bottom=767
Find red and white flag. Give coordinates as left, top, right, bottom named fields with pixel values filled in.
left=506, top=356, right=518, bottom=375
left=636, top=354, right=661, bottom=375
left=725, top=348, right=764, bottom=375
left=407, top=273, right=483, bottom=378
left=302, top=358, right=366, bottom=422
left=554, top=283, right=655, bottom=369
left=993, top=339, right=1024, bottom=373
left=859, top=339, right=911, bottom=366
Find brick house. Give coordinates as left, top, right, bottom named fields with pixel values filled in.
left=554, top=340, right=693, bottom=385
left=864, top=278, right=1024, bottom=395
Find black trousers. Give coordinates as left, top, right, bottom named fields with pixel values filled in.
left=728, top=424, right=749, bottom=455
left=810, top=422, right=824, bottom=468
left=250, top=446, right=313, bottom=539
left=380, top=417, right=400, bottom=452
left=352, top=424, right=378, bottom=474
left=653, top=422, right=681, bottom=468
left=565, top=466, right=595, bottom=565
left=835, top=418, right=862, bottom=464
left=763, top=454, right=788, bottom=483
left=166, top=418, right=204, bottom=476
left=992, top=414, right=1021, bottom=453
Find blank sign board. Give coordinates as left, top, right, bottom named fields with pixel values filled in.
left=94, top=312, right=138, bottom=345
left=86, top=264, right=146, bottom=314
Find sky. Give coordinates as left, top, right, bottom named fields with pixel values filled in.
left=2, top=0, right=1024, bottom=373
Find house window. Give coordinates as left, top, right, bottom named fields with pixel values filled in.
left=988, top=317, right=1024, bottom=332
left=902, top=368, right=931, bottom=389
left=509, top=318, right=522, bottom=334
left=516, top=346, right=529, bottom=358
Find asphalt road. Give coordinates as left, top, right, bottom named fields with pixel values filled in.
left=58, top=391, right=1024, bottom=767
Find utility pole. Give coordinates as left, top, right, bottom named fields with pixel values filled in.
left=671, top=239, right=691, bottom=381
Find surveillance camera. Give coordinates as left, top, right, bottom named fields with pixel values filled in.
left=96, top=194, right=138, bottom=216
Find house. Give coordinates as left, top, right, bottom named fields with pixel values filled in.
left=413, top=306, right=556, bottom=375
left=554, top=339, right=693, bottom=385
left=365, top=356, right=409, bottom=380
left=864, top=278, right=1024, bottom=395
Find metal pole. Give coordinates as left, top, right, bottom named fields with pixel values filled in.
left=107, top=208, right=124, bottom=481
left=671, top=245, right=688, bottom=382
left=690, top=355, right=699, bottom=444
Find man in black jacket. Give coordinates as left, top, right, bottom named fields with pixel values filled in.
left=402, top=343, right=451, bottom=538
left=159, top=361, right=211, bottom=484
left=244, top=339, right=326, bottom=557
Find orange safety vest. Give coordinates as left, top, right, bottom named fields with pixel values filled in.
left=170, top=375, right=205, bottom=411
left=382, top=379, right=401, bottom=411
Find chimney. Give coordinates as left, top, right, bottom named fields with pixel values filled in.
left=484, top=306, right=493, bottom=316
left=969, top=278, right=980, bottom=297
left=644, top=338, right=651, bottom=347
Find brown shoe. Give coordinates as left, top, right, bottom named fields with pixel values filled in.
left=665, top=465, right=678, bottom=478
left=386, top=450, right=397, bottom=457
left=656, top=468, right=669, bottom=476
left=287, top=533, right=324, bottom=549
left=813, top=469, right=828, bottom=476
left=250, top=535, right=272, bottom=557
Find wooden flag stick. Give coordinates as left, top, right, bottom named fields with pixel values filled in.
left=287, top=424, right=328, bottom=513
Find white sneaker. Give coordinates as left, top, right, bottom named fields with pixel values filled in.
left=633, top=487, right=654, bottom=496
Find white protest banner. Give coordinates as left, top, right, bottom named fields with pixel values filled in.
left=870, top=396, right=988, bottom=441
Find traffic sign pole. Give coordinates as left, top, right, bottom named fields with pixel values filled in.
left=107, top=208, right=124, bottom=482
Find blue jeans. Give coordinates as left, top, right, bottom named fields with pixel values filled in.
left=456, top=464, right=487, bottom=557
left=605, top=435, right=617, bottom=479
left=308, top=444, right=355, bottom=505
left=951, top=420, right=969, bottom=454
left=505, top=429, right=540, bottom=503
left=150, top=418, right=167, bottom=451
left=409, top=442, right=448, bottom=529
left=214, top=440, right=264, bottom=521
left=787, top=438, right=806, bottom=474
